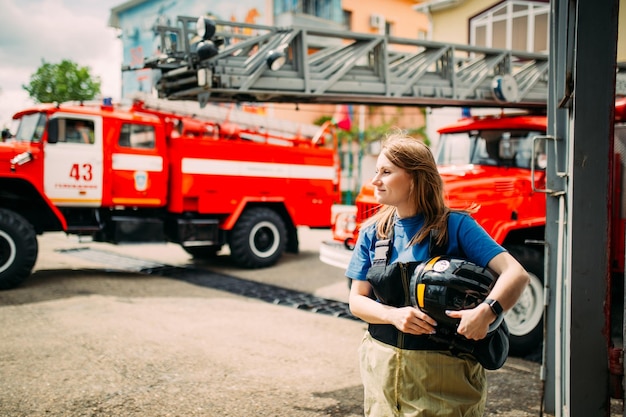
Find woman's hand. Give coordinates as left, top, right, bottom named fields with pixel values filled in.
left=387, top=306, right=437, bottom=335
left=349, top=279, right=437, bottom=334
left=445, top=251, right=530, bottom=341
left=446, top=303, right=495, bottom=340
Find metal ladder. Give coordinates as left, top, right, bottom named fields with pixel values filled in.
left=143, top=16, right=624, bottom=109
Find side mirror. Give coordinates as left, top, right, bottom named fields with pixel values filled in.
left=47, top=119, right=58, bottom=144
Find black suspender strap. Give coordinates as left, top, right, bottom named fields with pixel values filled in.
left=373, top=228, right=443, bottom=268
left=429, top=229, right=446, bottom=257
left=373, top=239, right=392, bottom=266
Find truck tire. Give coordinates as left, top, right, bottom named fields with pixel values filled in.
left=505, top=245, right=545, bottom=356
left=0, top=209, right=38, bottom=290
left=229, top=207, right=287, bottom=269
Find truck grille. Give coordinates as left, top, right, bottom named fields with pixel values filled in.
left=356, top=202, right=380, bottom=223
left=495, top=180, right=515, bottom=193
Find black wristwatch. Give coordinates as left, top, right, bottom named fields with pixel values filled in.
left=484, top=298, right=503, bottom=317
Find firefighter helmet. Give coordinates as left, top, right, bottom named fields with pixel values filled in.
left=409, top=256, right=501, bottom=331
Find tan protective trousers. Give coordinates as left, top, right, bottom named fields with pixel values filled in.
left=358, top=331, right=487, bottom=417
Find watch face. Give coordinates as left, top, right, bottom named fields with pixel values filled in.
left=486, top=299, right=503, bottom=315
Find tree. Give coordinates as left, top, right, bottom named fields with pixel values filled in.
left=22, top=59, right=101, bottom=104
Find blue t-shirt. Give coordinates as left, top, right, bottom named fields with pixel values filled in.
left=346, top=211, right=505, bottom=281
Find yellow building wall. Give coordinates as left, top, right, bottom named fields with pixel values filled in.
left=342, top=0, right=429, bottom=38
left=426, top=0, right=494, bottom=45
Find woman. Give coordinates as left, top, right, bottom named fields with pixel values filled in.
left=347, top=132, right=529, bottom=417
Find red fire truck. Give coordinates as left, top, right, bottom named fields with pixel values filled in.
left=0, top=97, right=341, bottom=290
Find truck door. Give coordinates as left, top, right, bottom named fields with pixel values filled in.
left=108, top=121, right=167, bottom=207
left=44, top=115, right=103, bottom=206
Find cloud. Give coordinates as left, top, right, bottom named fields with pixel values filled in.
left=0, top=0, right=122, bottom=126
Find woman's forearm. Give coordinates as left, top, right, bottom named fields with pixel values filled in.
left=349, top=292, right=395, bottom=325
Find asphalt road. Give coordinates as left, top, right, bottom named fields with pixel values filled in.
left=0, top=227, right=606, bottom=417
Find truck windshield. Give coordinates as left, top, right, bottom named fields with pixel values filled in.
left=436, top=129, right=545, bottom=169
left=13, top=113, right=47, bottom=143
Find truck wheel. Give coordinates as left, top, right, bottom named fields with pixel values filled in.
left=505, top=245, right=545, bottom=356
left=0, top=209, right=38, bottom=290
left=229, top=207, right=287, bottom=268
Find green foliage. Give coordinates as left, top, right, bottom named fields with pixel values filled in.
left=22, top=59, right=101, bottom=104
left=313, top=115, right=332, bottom=125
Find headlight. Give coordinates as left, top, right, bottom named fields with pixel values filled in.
left=10, top=151, right=32, bottom=166
left=336, top=212, right=357, bottom=233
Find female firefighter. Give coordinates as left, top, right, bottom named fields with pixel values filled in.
left=347, top=131, right=530, bottom=416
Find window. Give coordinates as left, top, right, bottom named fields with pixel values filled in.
left=342, top=9, right=352, bottom=30
left=13, top=113, right=46, bottom=142
left=119, top=123, right=155, bottom=149
left=437, top=129, right=545, bottom=169
left=59, top=119, right=95, bottom=144
left=469, top=1, right=549, bottom=53
left=275, top=0, right=342, bottom=23
left=384, top=21, right=393, bottom=36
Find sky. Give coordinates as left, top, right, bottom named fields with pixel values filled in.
left=0, top=0, right=123, bottom=128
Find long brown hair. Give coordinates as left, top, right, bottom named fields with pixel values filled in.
left=364, top=131, right=450, bottom=247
